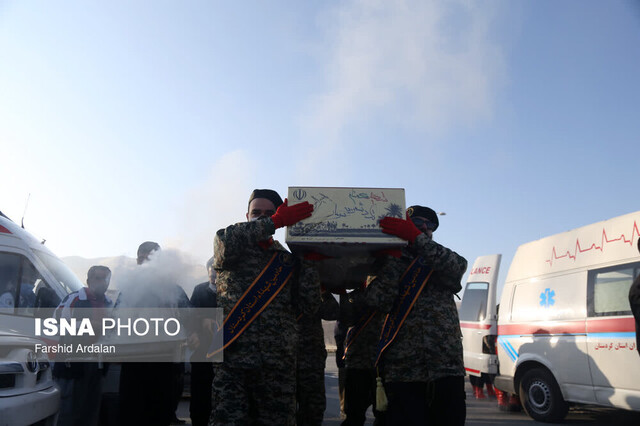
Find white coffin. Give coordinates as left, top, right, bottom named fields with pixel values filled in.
left=285, top=187, right=406, bottom=289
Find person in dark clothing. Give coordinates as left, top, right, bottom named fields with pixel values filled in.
left=334, top=316, right=348, bottom=419
left=340, top=284, right=386, bottom=426
left=188, top=257, right=218, bottom=426
left=628, top=238, right=640, bottom=355
left=117, top=242, right=191, bottom=426
left=296, top=288, right=339, bottom=426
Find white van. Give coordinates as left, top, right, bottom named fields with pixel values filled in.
left=494, top=210, right=640, bottom=422
left=0, top=211, right=84, bottom=425
left=459, top=254, right=501, bottom=378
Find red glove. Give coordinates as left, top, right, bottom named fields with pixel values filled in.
left=271, top=198, right=313, bottom=229
left=379, top=215, right=422, bottom=243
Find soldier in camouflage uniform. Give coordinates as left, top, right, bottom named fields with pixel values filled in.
left=210, top=189, right=321, bottom=426
left=340, top=284, right=386, bottom=426
left=296, top=289, right=339, bottom=425
left=365, top=205, right=468, bottom=426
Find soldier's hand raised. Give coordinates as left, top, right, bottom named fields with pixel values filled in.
left=379, top=215, right=422, bottom=243
left=271, top=198, right=313, bottom=228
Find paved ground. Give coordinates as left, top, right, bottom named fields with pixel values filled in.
left=174, top=357, right=640, bottom=425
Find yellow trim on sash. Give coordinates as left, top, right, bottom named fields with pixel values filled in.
left=207, top=252, right=293, bottom=357
left=376, top=257, right=433, bottom=365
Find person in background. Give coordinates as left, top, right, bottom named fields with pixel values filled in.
left=296, top=287, right=340, bottom=425
left=469, top=373, right=496, bottom=399
left=628, top=237, right=640, bottom=355
left=188, top=257, right=218, bottom=426
left=334, top=304, right=349, bottom=419
left=118, top=242, right=191, bottom=426
left=54, top=265, right=113, bottom=426
left=340, top=283, right=386, bottom=426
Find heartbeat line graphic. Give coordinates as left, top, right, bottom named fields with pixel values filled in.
left=546, top=220, right=640, bottom=266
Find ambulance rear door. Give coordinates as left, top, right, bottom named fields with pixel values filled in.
left=460, top=254, right=501, bottom=376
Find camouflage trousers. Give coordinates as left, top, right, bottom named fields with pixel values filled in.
left=296, top=367, right=326, bottom=426
left=210, top=364, right=296, bottom=426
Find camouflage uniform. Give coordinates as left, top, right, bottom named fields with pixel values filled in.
left=341, top=288, right=386, bottom=426
left=342, top=288, right=385, bottom=370
left=296, top=291, right=339, bottom=426
left=364, top=233, right=467, bottom=425
left=211, top=218, right=321, bottom=426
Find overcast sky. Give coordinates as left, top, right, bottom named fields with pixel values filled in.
left=1, top=0, right=638, bottom=295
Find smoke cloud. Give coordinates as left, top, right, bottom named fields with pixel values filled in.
left=298, top=0, right=504, bottom=178
left=167, top=149, right=257, bottom=265
left=64, top=249, right=207, bottom=304
left=109, top=248, right=203, bottom=307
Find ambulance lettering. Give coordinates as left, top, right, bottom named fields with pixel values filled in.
left=470, top=266, right=491, bottom=276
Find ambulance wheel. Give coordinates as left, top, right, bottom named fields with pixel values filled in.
left=519, top=368, right=568, bottom=423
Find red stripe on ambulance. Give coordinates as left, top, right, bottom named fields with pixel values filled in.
left=498, top=320, right=586, bottom=336
left=460, top=322, right=491, bottom=330
left=498, top=317, right=636, bottom=336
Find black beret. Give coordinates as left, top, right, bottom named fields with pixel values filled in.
left=137, top=241, right=160, bottom=258
left=406, top=205, right=439, bottom=231
left=137, top=241, right=160, bottom=264
left=248, top=189, right=283, bottom=211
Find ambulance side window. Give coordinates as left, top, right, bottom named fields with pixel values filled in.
left=0, top=251, right=56, bottom=314
left=0, top=252, right=21, bottom=308
left=588, top=262, right=640, bottom=317
left=17, top=257, right=45, bottom=312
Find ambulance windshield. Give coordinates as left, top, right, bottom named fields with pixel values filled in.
left=33, top=250, right=84, bottom=295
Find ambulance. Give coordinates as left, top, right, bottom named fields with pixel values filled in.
left=460, top=254, right=501, bottom=379
left=0, top=211, right=83, bottom=424
left=494, top=210, right=640, bottom=422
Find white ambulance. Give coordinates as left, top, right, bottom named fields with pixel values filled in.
left=494, top=210, right=640, bottom=422
left=0, top=211, right=84, bottom=425
left=459, top=254, right=501, bottom=378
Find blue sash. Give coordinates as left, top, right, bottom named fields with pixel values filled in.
left=375, top=257, right=433, bottom=367
left=207, top=251, right=294, bottom=358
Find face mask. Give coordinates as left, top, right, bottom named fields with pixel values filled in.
left=250, top=215, right=269, bottom=222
